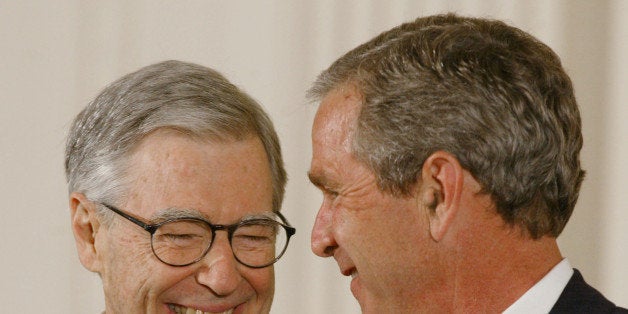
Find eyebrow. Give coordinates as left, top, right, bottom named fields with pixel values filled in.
left=308, top=169, right=341, bottom=192
left=150, top=208, right=205, bottom=222
left=149, top=208, right=276, bottom=224
left=241, top=212, right=277, bottom=221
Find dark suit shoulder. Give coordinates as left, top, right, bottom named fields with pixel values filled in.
left=550, top=269, right=627, bottom=314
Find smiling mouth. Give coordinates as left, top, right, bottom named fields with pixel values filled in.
left=168, top=304, right=234, bottom=314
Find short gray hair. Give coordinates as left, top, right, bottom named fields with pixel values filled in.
left=66, top=60, right=286, bottom=217
left=308, top=14, right=584, bottom=238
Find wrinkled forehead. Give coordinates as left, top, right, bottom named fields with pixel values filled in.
left=123, top=129, right=274, bottom=223
left=312, top=86, right=363, bottom=150
left=309, top=86, right=365, bottom=186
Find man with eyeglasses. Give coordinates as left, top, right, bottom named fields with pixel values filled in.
left=66, top=60, right=295, bottom=314
left=308, top=14, right=627, bottom=313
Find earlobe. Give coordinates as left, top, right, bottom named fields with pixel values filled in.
left=69, top=192, right=102, bottom=273
left=421, top=151, right=464, bottom=242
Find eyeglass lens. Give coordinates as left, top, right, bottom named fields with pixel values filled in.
left=151, top=219, right=289, bottom=267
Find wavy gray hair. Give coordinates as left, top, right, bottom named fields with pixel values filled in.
left=66, top=60, right=286, bottom=220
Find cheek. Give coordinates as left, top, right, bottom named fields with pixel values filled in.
left=339, top=197, right=425, bottom=260
left=107, top=228, right=155, bottom=272
left=331, top=195, right=376, bottom=238
left=244, top=266, right=274, bottom=293
left=241, top=266, right=275, bottom=309
left=332, top=207, right=383, bottom=260
left=99, top=230, right=172, bottom=300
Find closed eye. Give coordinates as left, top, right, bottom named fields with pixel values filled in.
left=163, top=233, right=198, bottom=240
left=236, top=234, right=273, bottom=242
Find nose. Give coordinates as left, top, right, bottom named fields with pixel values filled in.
left=195, top=232, right=241, bottom=296
left=311, top=198, right=337, bottom=257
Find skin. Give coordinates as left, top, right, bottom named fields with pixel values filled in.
left=309, top=86, right=564, bottom=313
left=70, top=129, right=275, bottom=314
left=308, top=86, right=438, bottom=312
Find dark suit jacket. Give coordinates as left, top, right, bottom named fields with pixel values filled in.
left=550, top=269, right=627, bottom=313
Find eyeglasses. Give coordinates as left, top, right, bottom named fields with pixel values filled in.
left=100, top=203, right=296, bottom=268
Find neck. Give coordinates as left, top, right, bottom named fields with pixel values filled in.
left=459, top=237, right=561, bottom=312
left=421, top=220, right=563, bottom=313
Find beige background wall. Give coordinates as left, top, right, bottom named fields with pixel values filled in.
left=1, top=1, right=626, bottom=312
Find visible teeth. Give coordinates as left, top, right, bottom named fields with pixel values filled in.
left=168, top=304, right=234, bottom=314
left=351, top=270, right=357, bottom=279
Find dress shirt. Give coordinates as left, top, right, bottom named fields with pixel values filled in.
left=503, top=258, right=573, bottom=314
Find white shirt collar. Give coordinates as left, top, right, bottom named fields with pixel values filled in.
left=502, top=258, right=573, bottom=314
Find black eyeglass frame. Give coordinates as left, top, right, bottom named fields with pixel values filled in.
left=100, top=203, right=296, bottom=268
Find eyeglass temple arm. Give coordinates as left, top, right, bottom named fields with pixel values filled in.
left=275, top=211, right=296, bottom=236
left=101, top=203, right=156, bottom=233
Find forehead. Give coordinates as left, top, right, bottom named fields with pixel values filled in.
left=312, top=86, right=362, bottom=150
left=310, top=87, right=363, bottom=182
left=124, top=129, right=274, bottom=222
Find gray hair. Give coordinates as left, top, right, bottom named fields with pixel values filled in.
left=65, top=60, right=286, bottom=219
left=308, top=14, right=585, bottom=238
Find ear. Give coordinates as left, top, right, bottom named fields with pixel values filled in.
left=420, top=151, right=464, bottom=242
left=69, top=192, right=103, bottom=273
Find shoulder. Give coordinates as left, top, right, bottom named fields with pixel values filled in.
left=550, top=269, right=628, bottom=314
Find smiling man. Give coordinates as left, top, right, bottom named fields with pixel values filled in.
left=66, top=60, right=295, bottom=314
left=308, top=14, right=627, bottom=313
